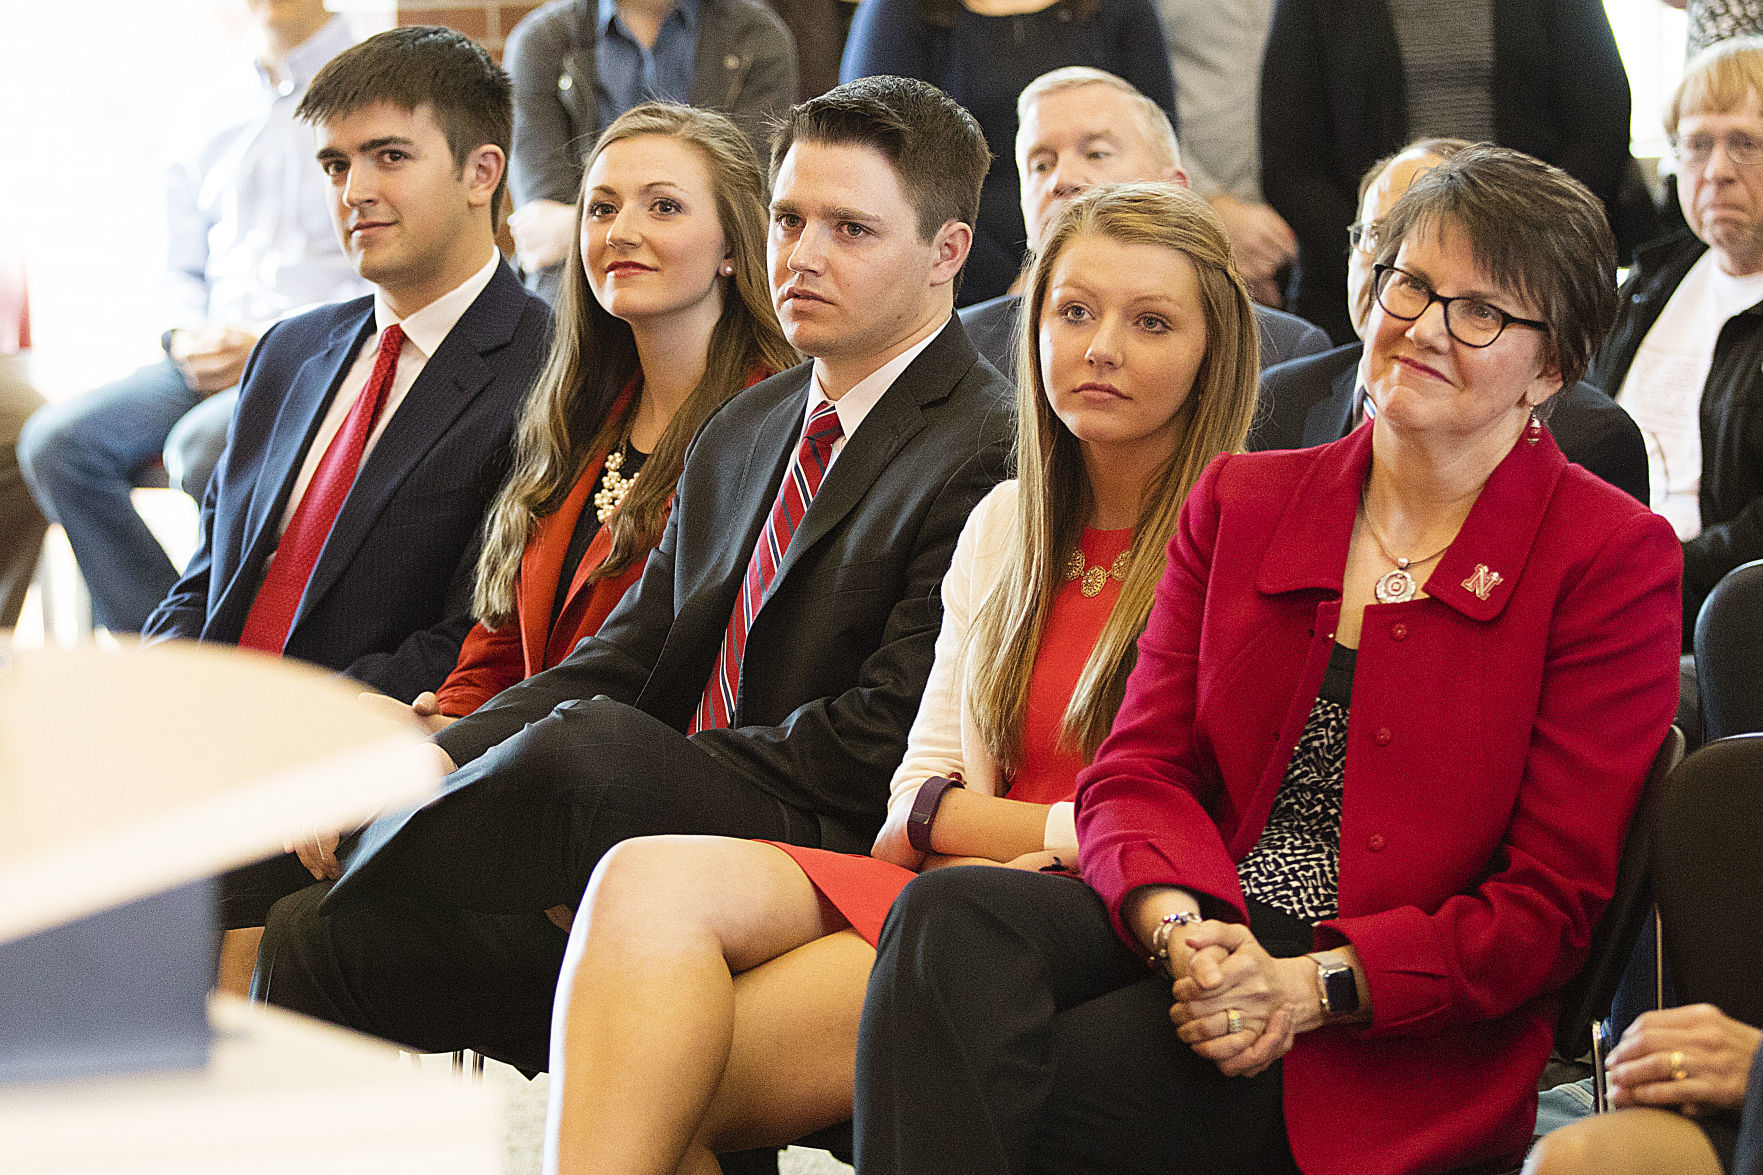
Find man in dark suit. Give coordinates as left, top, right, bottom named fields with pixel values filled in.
left=960, top=67, right=1330, bottom=381
left=1253, top=140, right=1649, bottom=505
left=141, top=27, right=550, bottom=989
left=253, top=76, right=1013, bottom=1075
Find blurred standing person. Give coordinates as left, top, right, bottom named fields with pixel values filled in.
left=502, top=0, right=797, bottom=301
left=16, top=0, right=363, bottom=636
left=1157, top=0, right=1295, bottom=306
left=1259, top=0, right=1633, bottom=345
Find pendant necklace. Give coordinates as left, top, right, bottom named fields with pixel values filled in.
left=1360, top=486, right=1451, bottom=604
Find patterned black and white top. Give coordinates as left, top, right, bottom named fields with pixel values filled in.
left=1390, top=0, right=1497, bottom=144
left=1688, top=0, right=1763, bottom=58
left=1237, top=643, right=1356, bottom=923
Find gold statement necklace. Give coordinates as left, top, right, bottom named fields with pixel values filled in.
left=1065, top=547, right=1131, bottom=598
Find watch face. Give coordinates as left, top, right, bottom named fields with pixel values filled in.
left=1322, top=965, right=1359, bottom=1014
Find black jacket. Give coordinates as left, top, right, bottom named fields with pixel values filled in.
left=1586, top=230, right=1763, bottom=639
left=433, top=318, right=1014, bottom=851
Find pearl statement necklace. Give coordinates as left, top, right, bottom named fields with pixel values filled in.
left=593, top=442, right=638, bottom=523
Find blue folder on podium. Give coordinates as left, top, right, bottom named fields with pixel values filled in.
left=0, top=641, right=438, bottom=1084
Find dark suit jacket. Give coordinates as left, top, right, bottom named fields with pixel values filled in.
left=1259, top=0, right=1633, bottom=343
left=433, top=318, right=1014, bottom=851
left=1252, top=341, right=1650, bottom=504
left=958, top=292, right=1331, bottom=381
left=143, top=262, right=552, bottom=702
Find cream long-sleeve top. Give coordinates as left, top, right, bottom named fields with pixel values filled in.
left=881, top=479, right=1078, bottom=852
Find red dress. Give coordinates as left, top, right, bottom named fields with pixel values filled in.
left=770, top=525, right=1133, bottom=945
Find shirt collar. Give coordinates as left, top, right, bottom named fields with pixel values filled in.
left=257, top=16, right=355, bottom=96
left=371, top=252, right=499, bottom=361
left=598, top=0, right=698, bottom=37
left=808, top=321, right=947, bottom=442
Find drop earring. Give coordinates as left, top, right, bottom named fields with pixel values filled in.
left=1525, top=407, right=1542, bottom=445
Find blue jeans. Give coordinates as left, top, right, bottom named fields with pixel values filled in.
left=16, top=357, right=220, bottom=633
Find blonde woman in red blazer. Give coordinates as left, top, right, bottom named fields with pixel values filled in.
left=854, top=147, right=1683, bottom=1175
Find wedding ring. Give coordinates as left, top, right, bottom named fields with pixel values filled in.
left=1226, top=1008, right=1244, bottom=1035
left=1671, top=1050, right=1689, bottom=1082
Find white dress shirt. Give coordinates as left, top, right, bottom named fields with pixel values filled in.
left=272, top=253, right=500, bottom=543
left=803, top=320, right=946, bottom=467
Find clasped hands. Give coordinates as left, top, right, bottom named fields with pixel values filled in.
left=1164, top=921, right=1318, bottom=1079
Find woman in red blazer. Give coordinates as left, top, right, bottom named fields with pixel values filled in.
left=853, top=147, right=1683, bottom=1174
left=415, top=103, right=795, bottom=723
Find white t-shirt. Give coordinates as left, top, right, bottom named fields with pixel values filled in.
left=1617, top=251, right=1763, bottom=539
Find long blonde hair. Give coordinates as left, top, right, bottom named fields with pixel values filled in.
left=967, top=183, right=1259, bottom=773
left=473, top=104, right=797, bottom=623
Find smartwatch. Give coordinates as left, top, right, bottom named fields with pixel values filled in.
left=906, top=775, right=963, bottom=853
left=1311, top=950, right=1361, bottom=1017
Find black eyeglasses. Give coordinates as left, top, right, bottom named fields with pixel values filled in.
left=1372, top=264, right=1549, bottom=348
left=1347, top=221, right=1376, bottom=253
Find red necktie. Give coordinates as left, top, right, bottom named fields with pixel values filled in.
left=691, top=400, right=844, bottom=731
left=238, top=324, right=406, bottom=655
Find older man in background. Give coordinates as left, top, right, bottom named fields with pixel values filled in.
left=959, top=66, right=1329, bottom=381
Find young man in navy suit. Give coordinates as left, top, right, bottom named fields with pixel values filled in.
left=142, top=26, right=551, bottom=990
left=254, top=76, right=1014, bottom=1079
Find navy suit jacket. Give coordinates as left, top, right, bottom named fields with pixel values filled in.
left=958, top=292, right=1331, bottom=381
left=143, top=261, right=552, bottom=702
left=1253, top=341, right=1651, bottom=505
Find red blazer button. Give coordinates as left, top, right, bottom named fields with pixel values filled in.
left=1368, top=834, right=1386, bottom=851
left=1375, top=727, right=1392, bottom=745
left=1391, top=623, right=1408, bottom=641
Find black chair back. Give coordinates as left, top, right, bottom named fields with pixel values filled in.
left=1654, top=734, right=1763, bottom=1027
left=1695, top=560, right=1763, bottom=743
left=1552, top=726, right=1683, bottom=1060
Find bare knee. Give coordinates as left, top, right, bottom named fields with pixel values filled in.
left=1524, top=1110, right=1719, bottom=1175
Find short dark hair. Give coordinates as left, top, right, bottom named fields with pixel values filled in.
left=769, top=75, right=990, bottom=244
left=1373, top=144, right=1616, bottom=392
left=297, top=25, right=513, bottom=223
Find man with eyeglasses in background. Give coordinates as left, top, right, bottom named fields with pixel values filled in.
left=1254, top=138, right=1647, bottom=509
left=1585, top=36, right=1763, bottom=647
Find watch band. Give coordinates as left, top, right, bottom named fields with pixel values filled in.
left=905, top=775, right=963, bottom=854
left=1312, top=950, right=1361, bottom=1016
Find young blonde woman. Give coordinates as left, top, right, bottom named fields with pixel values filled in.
left=218, top=103, right=794, bottom=994
left=541, top=182, right=1259, bottom=1175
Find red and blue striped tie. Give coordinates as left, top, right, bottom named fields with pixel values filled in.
left=691, top=400, right=844, bottom=732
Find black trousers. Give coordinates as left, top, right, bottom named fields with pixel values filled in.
left=255, top=696, right=821, bottom=1074
left=854, top=867, right=1301, bottom=1175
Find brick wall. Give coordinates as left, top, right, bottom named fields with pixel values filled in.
left=391, top=2, right=545, bottom=58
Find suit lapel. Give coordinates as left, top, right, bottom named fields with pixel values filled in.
left=765, top=321, right=974, bottom=595
left=525, top=455, right=604, bottom=662
left=220, top=310, right=375, bottom=620
left=1302, top=346, right=1362, bottom=447
left=291, top=264, right=522, bottom=631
